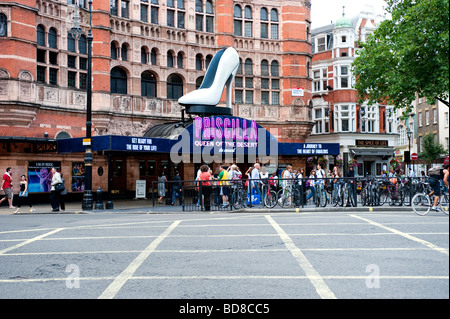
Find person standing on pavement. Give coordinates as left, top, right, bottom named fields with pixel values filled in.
left=171, top=171, right=182, bottom=206
left=157, top=171, right=167, bottom=204
left=49, top=167, right=62, bottom=212
left=199, top=165, right=212, bottom=211
left=218, top=165, right=230, bottom=207
left=15, top=174, right=34, bottom=214
left=0, top=167, right=16, bottom=209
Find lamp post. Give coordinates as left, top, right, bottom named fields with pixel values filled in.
left=69, top=1, right=93, bottom=210
left=407, top=129, right=413, bottom=175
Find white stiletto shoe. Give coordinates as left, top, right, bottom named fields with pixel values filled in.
left=178, top=47, right=239, bottom=109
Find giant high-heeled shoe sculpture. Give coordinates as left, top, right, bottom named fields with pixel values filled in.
left=178, top=47, right=239, bottom=116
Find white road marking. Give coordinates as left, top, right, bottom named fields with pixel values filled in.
left=349, top=214, right=449, bottom=256
left=98, top=220, right=181, bottom=299
left=265, top=215, right=337, bottom=299
left=0, top=228, right=64, bottom=255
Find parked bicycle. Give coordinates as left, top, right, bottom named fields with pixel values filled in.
left=230, top=179, right=246, bottom=210
left=277, top=184, right=301, bottom=208
left=331, top=179, right=355, bottom=207
left=314, top=179, right=327, bottom=207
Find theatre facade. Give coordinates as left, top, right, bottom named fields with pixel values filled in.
left=0, top=0, right=329, bottom=198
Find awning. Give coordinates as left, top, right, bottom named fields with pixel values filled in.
left=350, top=147, right=395, bottom=157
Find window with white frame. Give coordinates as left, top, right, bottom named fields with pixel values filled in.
left=360, top=105, right=379, bottom=133
left=386, top=106, right=396, bottom=133
left=334, top=104, right=355, bottom=132
left=433, top=108, right=437, bottom=124
left=425, top=110, right=430, bottom=125
left=418, top=112, right=422, bottom=127
left=397, top=125, right=407, bottom=146
left=312, top=106, right=330, bottom=134
left=336, top=65, right=350, bottom=89
left=312, top=68, right=328, bottom=92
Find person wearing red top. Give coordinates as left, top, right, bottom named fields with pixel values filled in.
left=0, top=167, right=16, bottom=209
left=199, top=165, right=212, bottom=211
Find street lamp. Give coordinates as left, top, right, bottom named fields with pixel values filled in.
left=407, top=129, right=413, bottom=175
left=69, top=1, right=93, bottom=210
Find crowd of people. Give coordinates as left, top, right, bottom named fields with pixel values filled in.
left=154, top=162, right=449, bottom=209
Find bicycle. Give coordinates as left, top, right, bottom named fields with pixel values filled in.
left=314, top=180, right=327, bottom=207
left=277, top=184, right=301, bottom=208
left=264, top=184, right=278, bottom=208
left=331, top=180, right=345, bottom=207
left=412, top=182, right=449, bottom=216
left=231, top=180, right=246, bottom=210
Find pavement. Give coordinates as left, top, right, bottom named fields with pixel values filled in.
left=0, top=198, right=415, bottom=215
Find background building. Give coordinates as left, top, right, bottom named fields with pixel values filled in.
left=306, top=5, right=398, bottom=176
left=0, top=0, right=314, bottom=197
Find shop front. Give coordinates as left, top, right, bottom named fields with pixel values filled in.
left=57, top=115, right=340, bottom=197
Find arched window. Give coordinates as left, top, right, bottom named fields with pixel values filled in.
left=111, top=42, right=118, bottom=59
left=260, top=8, right=268, bottom=21
left=67, top=33, right=76, bottom=52
left=244, top=6, right=253, bottom=37
left=167, top=74, right=183, bottom=99
left=261, top=60, right=269, bottom=76
left=233, top=4, right=242, bottom=36
left=48, top=27, right=57, bottom=49
left=195, top=0, right=203, bottom=12
left=55, top=131, right=72, bottom=140
left=270, top=60, right=279, bottom=76
left=270, top=9, right=278, bottom=22
left=205, top=54, right=212, bottom=69
left=0, top=13, right=7, bottom=37
left=196, top=76, right=204, bottom=89
left=150, top=48, right=157, bottom=65
left=177, top=52, right=183, bottom=69
left=111, top=67, right=127, bottom=94
left=141, top=71, right=157, bottom=97
left=37, top=25, right=46, bottom=46
left=141, top=47, right=148, bottom=64
left=167, top=51, right=174, bottom=67
left=121, top=44, right=128, bottom=61
left=78, top=35, right=87, bottom=54
left=195, top=53, right=203, bottom=71
left=244, top=58, right=253, bottom=75
left=270, top=9, right=279, bottom=39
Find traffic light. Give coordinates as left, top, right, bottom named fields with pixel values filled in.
left=404, top=151, right=411, bottom=163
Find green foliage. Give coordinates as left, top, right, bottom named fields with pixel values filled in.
left=351, top=0, right=449, bottom=116
left=419, top=133, right=447, bottom=165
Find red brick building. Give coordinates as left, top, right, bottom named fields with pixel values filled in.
left=0, top=0, right=315, bottom=196
left=306, top=6, right=399, bottom=176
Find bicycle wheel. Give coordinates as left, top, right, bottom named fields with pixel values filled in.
left=378, top=189, right=388, bottom=206
left=232, top=189, right=243, bottom=210
left=439, top=193, right=449, bottom=215
left=264, top=189, right=278, bottom=209
left=319, top=188, right=327, bottom=207
left=361, top=188, right=368, bottom=206
left=277, top=189, right=292, bottom=208
left=412, top=193, right=431, bottom=216
left=332, top=187, right=339, bottom=207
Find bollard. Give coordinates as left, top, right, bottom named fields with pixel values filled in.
left=96, top=187, right=104, bottom=210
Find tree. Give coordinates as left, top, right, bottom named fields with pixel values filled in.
left=419, top=133, right=447, bottom=167
left=351, top=0, right=449, bottom=116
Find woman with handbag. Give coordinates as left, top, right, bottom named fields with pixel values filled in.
left=14, top=174, right=34, bottom=214
left=49, top=167, right=63, bottom=212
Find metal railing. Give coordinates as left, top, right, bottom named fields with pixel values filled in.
left=150, top=176, right=445, bottom=211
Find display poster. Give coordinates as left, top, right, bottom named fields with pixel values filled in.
left=27, top=161, right=61, bottom=193
left=72, top=162, right=85, bottom=192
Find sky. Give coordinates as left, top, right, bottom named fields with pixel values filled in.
left=310, top=0, right=389, bottom=29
